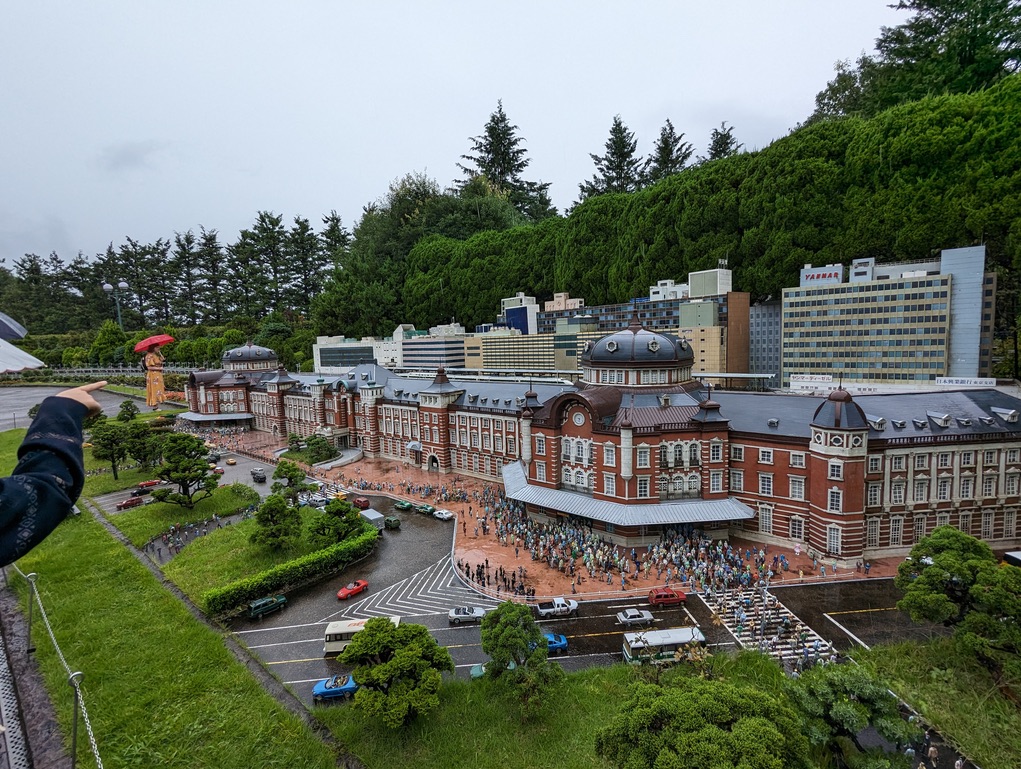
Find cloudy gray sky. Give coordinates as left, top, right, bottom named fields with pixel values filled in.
left=1, top=1, right=903, bottom=264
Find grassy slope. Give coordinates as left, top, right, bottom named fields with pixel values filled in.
left=11, top=513, right=336, bottom=769
left=316, top=665, right=633, bottom=769
left=855, top=640, right=1021, bottom=768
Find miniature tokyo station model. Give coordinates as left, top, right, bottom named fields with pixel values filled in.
left=182, top=317, right=1021, bottom=563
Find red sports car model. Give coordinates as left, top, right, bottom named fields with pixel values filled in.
left=337, top=580, right=369, bottom=600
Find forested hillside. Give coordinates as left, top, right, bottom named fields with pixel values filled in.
left=388, top=77, right=1021, bottom=333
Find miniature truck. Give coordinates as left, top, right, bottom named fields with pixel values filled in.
left=535, top=597, right=579, bottom=618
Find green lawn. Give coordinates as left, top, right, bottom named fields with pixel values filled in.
left=315, top=665, right=634, bottom=769
left=109, top=485, right=258, bottom=546
left=163, top=507, right=326, bottom=601
left=0, top=429, right=24, bottom=474
left=855, top=640, right=1021, bottom=768
left=11, top=512, right=337, bottom=769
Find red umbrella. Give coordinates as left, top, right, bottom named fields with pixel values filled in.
left=134, top=334, right=175, bottom=353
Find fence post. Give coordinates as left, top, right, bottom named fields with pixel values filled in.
left=26, top=572, right=38, bottom=654
left=68, top=671, right=83, bottom=769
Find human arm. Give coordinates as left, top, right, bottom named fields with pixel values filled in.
left=0, top=381, right=106, bottom=565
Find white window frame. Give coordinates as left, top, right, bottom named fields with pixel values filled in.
left=866, top=517, right=880, bottom=548
left=826, top=525, right=842, bottom=555
left=789, top=452, right=805, bottom=468
left=710, top=470, right=723, bottom=493
left=636, top=447, right=651, bottom=469
left=867, top=482, right=881, bottom=506
left=603, top=473, right=615, bottom=496
left=890, top=516, right=904, bottom=546
left=828, top=460, right=843, bottom=480
left=731, top=445, right=744, bottom=461
left=758, top=504, right=773, bottom=535
left=759, top=448, right=773, bottom=465
left=535, top=434, right=546, bottom=455
left=604, top=444, right=616, bottom=467
left=758, top=473, right=773, bottom=496
left=828, top=488, right=842, bottom=513
left=637, top=476, right=651, bottom=498
left=730, top=469, right=744, bottom=492
left=789, top=476, right=805, bottom=501
left=789, top=517, right=805, bottom=541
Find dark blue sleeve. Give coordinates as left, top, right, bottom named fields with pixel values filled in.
left=0, top=395, right=88, bottom=566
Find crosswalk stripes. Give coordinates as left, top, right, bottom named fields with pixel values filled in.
left=333, top=555, right=498, bottom=620
left=705, top=587, right=833, bottom=668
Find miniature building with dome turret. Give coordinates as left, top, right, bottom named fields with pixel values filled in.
left=182, top=327, right=1021, bottom=560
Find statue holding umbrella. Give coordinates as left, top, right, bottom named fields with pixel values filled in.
left=134, top=334, right=175, bottom=408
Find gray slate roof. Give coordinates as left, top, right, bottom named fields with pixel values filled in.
left=502, top=462, right=753, bottom=527
left=714, top=389, right=1021, bottom=439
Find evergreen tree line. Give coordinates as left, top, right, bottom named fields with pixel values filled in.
left=0, top=211, right=352, bottom=336
left=2, top=0, right=1016, bottom=348
left=323, top=76, right=1021, bottom=336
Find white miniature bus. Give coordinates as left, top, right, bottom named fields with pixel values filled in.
left=622, top=627, right=705, bottom=665
left=324, top=616, right=400, bottom=656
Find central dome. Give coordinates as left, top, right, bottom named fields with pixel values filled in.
left=582, top=322, right=693, bottom=368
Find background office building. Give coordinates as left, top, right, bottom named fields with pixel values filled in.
left=781, top=247, right=995, bottom=387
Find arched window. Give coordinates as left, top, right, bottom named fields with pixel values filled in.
left=660, top=445, right=669, bottom=466
left=562, top=467, right=572, bottom=485
left=673, top=476, right=684, bottom=492
left=575, top=469, right=585, bottom=488
left=658, top=477, right=668, bottom=494
left=687, top=474, right=700, bottom=491
left=689, top=443, right=700, bottom=465
left=575, top=441, right=585, bottom=463
left=562, top=438, right=573, bottom=461
left=674, top=443, right=684, bottom=465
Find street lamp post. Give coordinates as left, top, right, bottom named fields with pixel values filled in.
left=102, top=280, right=130, bottom=331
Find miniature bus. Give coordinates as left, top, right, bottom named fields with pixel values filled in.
left=324, top=616, right=401, bottom=656
left=622, top=627, right=706, bottom=665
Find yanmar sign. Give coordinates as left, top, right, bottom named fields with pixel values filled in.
left=799, top=265, right=845, bottom=287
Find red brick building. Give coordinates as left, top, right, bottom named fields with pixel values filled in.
left=184, top=327, right=1021, bottom=561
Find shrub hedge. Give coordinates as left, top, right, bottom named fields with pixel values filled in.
left=203, top=525, right=379, bottom=614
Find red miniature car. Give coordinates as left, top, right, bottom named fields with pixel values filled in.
left=351, top=497, right=370, bottom=509
left=212, top=467, right=225, bottom=475
left=116, top=497, right=144, bottom=511
left=337, top=580, right=369, bottom=600
left=137, top=480, right=162, bottom=488
left=648, top=587, right=686, bottom=606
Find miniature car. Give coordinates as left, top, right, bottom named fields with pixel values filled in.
left=384, top=516, right=401, bottom=530
left=130, top=487, right=152, bottom=498
left=351, top=497, right=370, bottom=509
left=115, top=497, right=144, bottom=510
left=312, top=674, right=358, bottom=702
left=648, top=587, right=686, bottom=606
left=212, top=467, right=225, bottom=475
left=530, top=633, right=569, bottom=654
left=448, top=606, right=489, bottom=624
left=544, top=633, right=569, bottom=654
left=137, top=479, right=162, bottom=488
left=432, top=508, right=455, bottom=521
left=414, top=503, right=435, bottom=515
left=394, top=500, right=413, bottom=511
left=247, top=594, right=287, bottom=619
left=470, top=660, right=516, bottom=679
left=337, top=580, right=369, bottom=600
left=225, top=458, right=237, bottom=465
left=617, top=608, right=654, bottom=627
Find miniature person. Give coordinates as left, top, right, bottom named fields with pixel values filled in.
left=144, top=343, right=166, bottom=408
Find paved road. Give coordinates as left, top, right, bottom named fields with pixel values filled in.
left=0, top=385, right=150, bottom=432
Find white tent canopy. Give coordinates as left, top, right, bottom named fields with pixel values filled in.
left=0, top=338, right=45, bottom=373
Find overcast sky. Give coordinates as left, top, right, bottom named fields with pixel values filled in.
left=1, top=1, right=904, bottom=266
